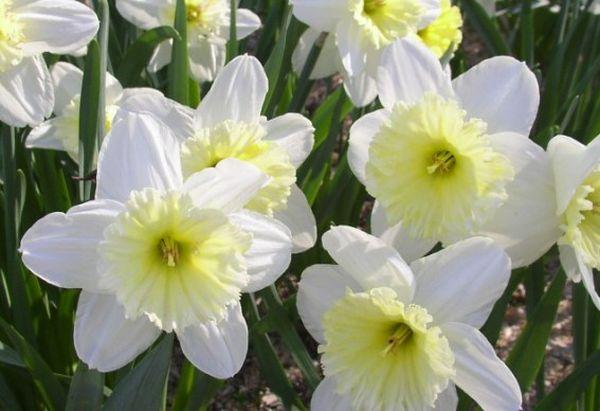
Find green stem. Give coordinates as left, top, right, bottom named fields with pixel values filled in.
left=226, top=0, right=238, bottom=62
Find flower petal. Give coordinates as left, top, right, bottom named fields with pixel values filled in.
left=322, top=226, right=415, bottom=302
left=311, top=377, right=353, bottom=411
left=51, top=62, right=83, bottom=115
left=227, top=8, right=261, bottom=40
left=115, top=0, right=168, bottom=30
left=17, top=0, right=99, bottom=55
left=177, top=303, right=248, bottom=379
left=195, top=55, right=268, bottom=128
left=371, top=202, right=436, bottom=263
left=559, top=244, right=580, bottom=282
left=336, top=17, right=368, bottom=76
left=580, top=259, right=600, bottom=310
left=297, top=264, right=361, bottom=343
left=479, top=132, right=561, bottom=268
left=75, top=292, right=161, bottom=372
left=377, top=37, right=453, bottom=109
left=188, top=39, right=226, bottom=83
left=548, top=134, right=600, bottom=215
left=20, top=200, right=123, bottom=293
left=182, top=158, right=270, bottom=214
left=411, top=237, right=510, bottom=328
left=263, top=113, right=315, bottom=168
left=0, top=57, right=53, bottom=127
left=229, top=210, right=293, bottom=292
left=442, top=322, right=522, bottom=411
left=96, top=112, right=184, bottom=202
left=348, top=109, right=390, bottom=185
left=418, top=0, right=443, bottom=29
left=289, top=0, right=348, bottom=32
left=148, top=40, right=172, bottom=73
left=274, top=185, right=317, bottom=253
left=292, top=29, right=339, bottom=80
left=433, top=383, right=458, bottom=411
left=341, top=66, right=378, bottom=108
left=452, top=56, right=540, bottom=136
left=25, top=116, right=79, bottom=161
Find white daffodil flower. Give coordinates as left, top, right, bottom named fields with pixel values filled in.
left=297, top=226, right=521, bottom=410
left=548, top=134, right=600, bottom=309
left=25, top=62, right=132, bottom=162
left=116, top=0, right=261, bottom=82
left=290, top=0, right=462, bottom=107
left=0, top=0, right=99, bottom=127
left=348, top=37, right=560, bottom=268
left=20, top=107, right=295, bottom=375
left=115, top=55, right=318, bottom=253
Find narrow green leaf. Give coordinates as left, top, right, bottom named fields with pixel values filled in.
left=0, top=372, right=22, bottom=411
left=65, top=362, right=104, bottom=411
left=288, top=32, right=327, bottom=113
left=0, top=340, right=25, bottom=367
left=96, top=0, right=110, bottom=143
left=103, top=334, right=173, bottom=411
left=506, top=271, right=567, bottom=392
left=116, top=26, right=180, bottom=87
left=0, top=316, right=66, bottom=410
left=226, top=0, right=238, bottom=62
left=184, top=367, right=224, bottom=411
left=460, top=0, right=511, bottom=55
left=168, top=0, right=190, bottom=105
left=535, top=350, right=600, bottom=410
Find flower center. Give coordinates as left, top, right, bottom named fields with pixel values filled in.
left=184, top=0, right=228, bottom=36
left=181, top=120, right=296, bottom=216
left=417, top=0, right=463, bottom=58
left=320, top=287, right=455, bottom=410
left=353, top=0, right=423, bottom=48
left=186, top=4, right=203, bottom=23
left=560, top=166, right=600, bottom=269
left=365, top=92, right=514, bottom=242
left=0, top=0, right=24, bottom=71
left=99, top=188, right=251, bottom=331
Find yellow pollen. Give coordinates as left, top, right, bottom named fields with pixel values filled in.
left=382, top=323, right=413, bottom=356
left=427, top=150, right=456, bottom=175
left=159, top=237, right=180, bottom=267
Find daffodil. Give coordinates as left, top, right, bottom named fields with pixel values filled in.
left=548, top=134, right=600, bottom=309
left=0, top=0, right=99, bottom=127
left=25, top=62, right=147, bottom=163
left=116, top=0, right=261, bottom=82
left=20, top=107, right=295, bottom=375
left=290, top=0, right=462, bottom=106
left=349, top=37, right=560, bottom=268
left=297, top=226, right=521, bottom=410
left=115, top=55, right=317, bottom=252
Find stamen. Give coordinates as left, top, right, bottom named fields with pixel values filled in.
left=159, top=237, right=180, bottom=267
left=187, top=5, right=203, bottom=23
left=382, top=323, right=413, bottom=356
left=427, top=150, right=456, bottom=175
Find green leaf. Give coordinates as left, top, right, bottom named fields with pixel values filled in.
left=226, top=0, right=238, bottom=62
left=171, top=362, right=224, bottom=411
left=103, top=334, right=173, bottom=411
left=168, top=0, right=190, bottom=105
left=0, top=316, right=66, bottom=410
left=535, top=350, right=600, bottom=410
left=96, top=0, right=110, bottom=142
left=460, top=0, right=510, bottom=55
left=65, top=362, right=104, bottom=411
left=0, top=372, right=22, bottom=411
left=0, top=340, right=25, bottom=368
left=287, top=32, right=327, bottom=113
left=116, top=26, right=180, bottom=87
left=505, top=271, right=567, bottom=392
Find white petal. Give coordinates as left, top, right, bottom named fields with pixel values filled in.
left=442, top=323, right=522, bottom=411
left=20, top=200, right=123, bottom=293
left=195, top=55, right=267, bottom=128
left=311, top=377, right=353, bottom=411
left=229, top=9, right=262, bottom=40
left=377, top=37, right=453, bottom=109
left=322, top=226, right=415, bottom=301
left=568, top=249, right=600, bottom=310
left=548, top=134, right=600, bottom=215
left=418, top=0, right=443, bottom=29
left=25, top=116, right=79, bottom=161
left=116, top=87, right=195, bottom=140
left=182, top=158, right=270, bottom=214
left=0, top=57, right=53, bottom=127
left=51, top=62, right=83, bottom=115
left=348, top=109, right=390, bottom=185
left=96, top=112, right=183, bottom=202
left=188, top=39, right=226, bottom=83
left=75, top=292, right=161, bottom=372
left=452, top=56, right=540, bottom=136
left=289, top=0, right=348, bottom=32
left=17, top=0, right=99, bottom=55
left=479, top=132, right=561, bottom=268
left=477, top=0, right=497, bottom=15
left=148, top=40, right=172, bottom=73
left=229, top=210, right=293, bottom=292
left=559, top=244, right=581, bottom=282
left=273, top=185, right=317, bottom=253
left=105, top=71, right=124, bottom=104
left=432, top=383, right=458, bottom=411
left=371, top=202, right=436, bottom=262
left=263, top=113, right=315, bottom=168
left=297, top=264, right=361, bottom=344
left=411, top=237, right=510, bottom=328
left=336, top=17, right=368, bottom=76
left=580, top=259, right=600, bottom=310
left=341, top=66, right=378, bottom=108
left=292, top=29, right=339, bottom=79
left=116, top=0, right=169, bottom=30
left=178, top=303, right=247, bottom=379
